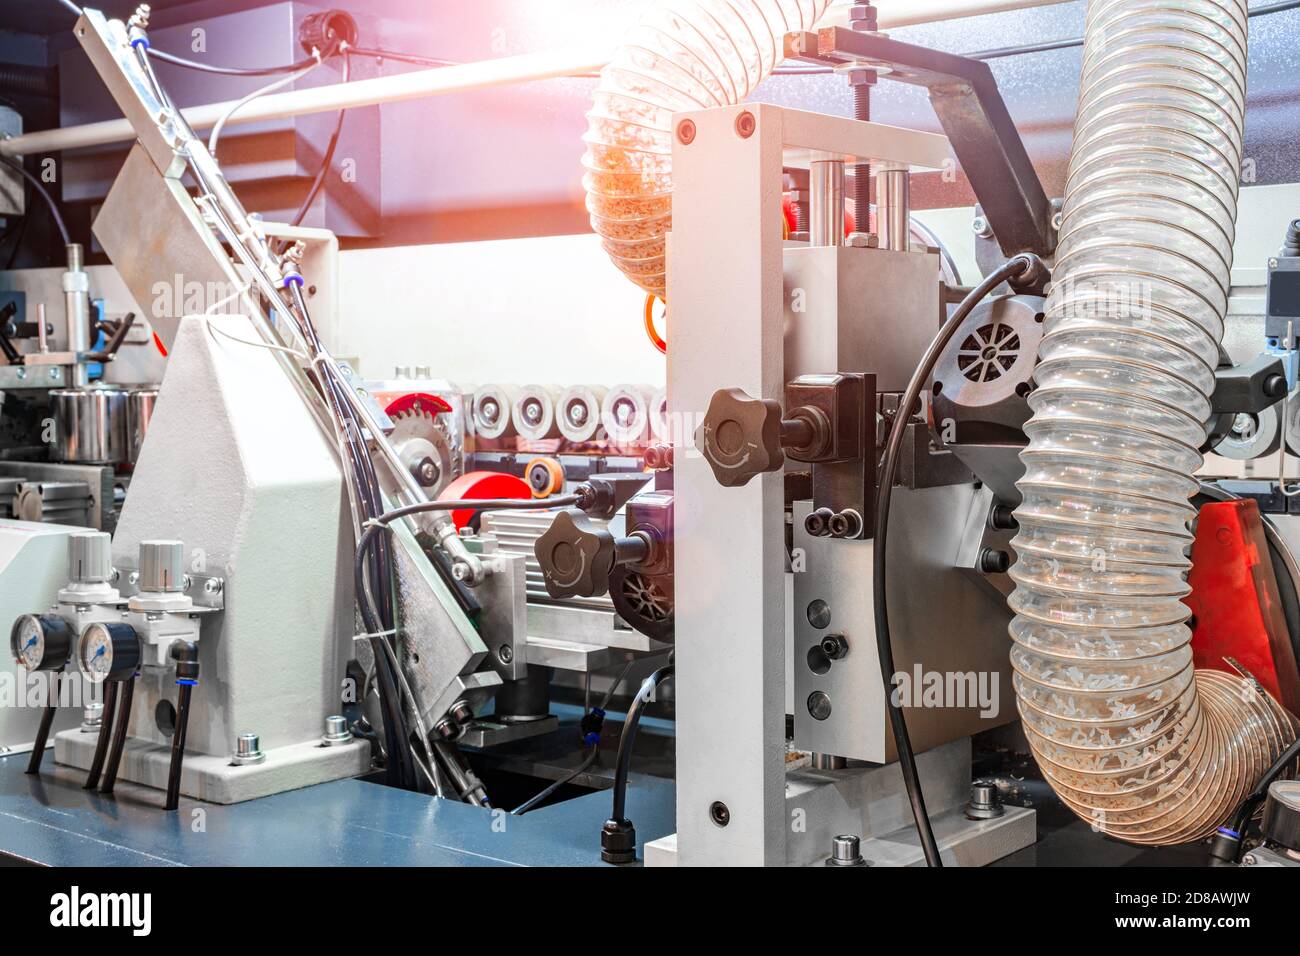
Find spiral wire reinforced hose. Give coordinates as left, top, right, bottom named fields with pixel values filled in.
left=582, top=0, right=833, bottom=298
left=1008, top=0, right=1297, bottom=844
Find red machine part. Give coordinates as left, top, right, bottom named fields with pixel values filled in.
left=781, top=194, right=857, bottom=236
left=1184, top=498, right=1300, bottom=712
left=437, top=470, right=532, bottom=529
left=382, top=392, right=453, bottom=417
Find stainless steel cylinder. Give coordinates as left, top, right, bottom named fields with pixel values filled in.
left=512, top=385, right=561, bottom=442
left=139, top=540, right=185, bottom=593
left=826, top=834, right=867, bottom=866
left=809, top=160, right=845, bottom=247
left=233, top=732, right=266, bottom=765
left=127, top=386, right=159, bottom=463
left=875, top=168, right=910, bottom=251
left=51, top=387, right=130, bottom=464
left=68, top=532, right=113, bottom=584
left=64, top=243, right=90, bottom=389
left=557, top=384, right=607, bottom=443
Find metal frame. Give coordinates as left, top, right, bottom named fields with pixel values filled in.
left=668, top=103, right=950, bottom=866
left=787, top=27, right=1056, bottom=257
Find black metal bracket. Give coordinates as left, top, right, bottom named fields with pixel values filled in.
left=786, top=28, right=1056, bottom=258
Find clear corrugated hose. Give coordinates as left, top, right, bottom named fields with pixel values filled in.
left=582, top=0, right=832, bottom=298
left=1009, top=0, right=1296, bottom=844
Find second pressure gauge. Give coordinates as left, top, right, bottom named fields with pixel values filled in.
left=9, top=614, right=74, bottom=672
left=77, top=622, right=141, bottom=683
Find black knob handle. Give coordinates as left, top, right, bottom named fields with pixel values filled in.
left=695, top=388, right=787, bottom=487
left=535, top=510, right=616, bottom=599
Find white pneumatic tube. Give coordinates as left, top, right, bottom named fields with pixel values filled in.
left=1009, top=0, right=1296, bottom=844
left=582, top=0, right=832, bottom=297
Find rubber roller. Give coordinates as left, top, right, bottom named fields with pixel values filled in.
left=601, top=384, right=653, bottom=446
left=557, top=385, right=608, bottom=443
left=1215, top=406, right=1281, bottom=460
left=471, top=384, right=521, bottom=441
left=512, top=385, right=562, bottom=442
left=525, top=456, right=565, bottom=498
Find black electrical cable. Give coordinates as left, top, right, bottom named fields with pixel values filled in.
left=288, top=279, right=417, bottom=791
left=1226, top=731, right=1300, bottom=859
left=147, top=47, right=328, bottom=77
left=25, top=672, right=60, bottom=775
left=350, top=489, right=582, bottom=794
left=610, top=665, right=673, bottom=824
left=0, top=154, right=70, bottom=246
left=99, top=677, right=135, bottom=794
left=83, top=681, right=118, bottom=790
left=289, top=51, right=350, bottom=229
left=513, top=747, right=600, bottom=817
left=875, top=253, right=1037, bottom=868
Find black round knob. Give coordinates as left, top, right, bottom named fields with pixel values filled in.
left=979, top=548, right=1011, bottom=574
left=695, top=388, right=784, bottom=487
left=1264, top=373, right=1288, bottom=400
left=535, top=509, right=617, bottom=599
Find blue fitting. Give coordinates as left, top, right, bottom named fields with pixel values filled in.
left=130, top=37, right=150, bottom=49
left=282, top=273, right=305, bottom=289
left=583, top=732, right=600, bottom=747
left=176, top=678, right=198, bottom=687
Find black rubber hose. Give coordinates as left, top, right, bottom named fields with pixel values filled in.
left=164, top=682, right=192, bottom=811
left=83, top=681, right=118, bottom=790
left=99, top=678, right=135, bottom=794
left=25, top=672, right=60, bottom=775
left=873, top=253, right=1036, bottom=868
left=611, top=665, right=673, bottom=823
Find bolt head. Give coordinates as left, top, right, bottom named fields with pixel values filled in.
left=498, top=644, right=514, bottom=664
left=735, top=110, right=756, bottom=139
left=676, top=119, right=697, bottom=145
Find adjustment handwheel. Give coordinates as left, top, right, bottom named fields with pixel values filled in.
left=534, top=510, right=617, bottom=599
left=695, top=387, right=784, bottom=487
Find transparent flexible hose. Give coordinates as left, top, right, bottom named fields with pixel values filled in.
left=1009, top=0, right=1296, bottom=844
left=582, top=0, right=832, bottom=297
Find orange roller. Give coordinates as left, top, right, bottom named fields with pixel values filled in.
left=524, top=456, right=565, bottom=498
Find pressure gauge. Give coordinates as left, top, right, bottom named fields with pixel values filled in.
left=76, top=622, right=141, bottom=683
left=9, top=614, right=74, bottom=672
